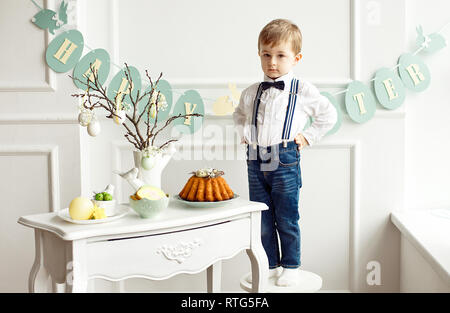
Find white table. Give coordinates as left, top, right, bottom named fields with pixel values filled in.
left=18, top=198, right=269, bottom=293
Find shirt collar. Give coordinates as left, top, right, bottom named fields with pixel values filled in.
left=263, top=70, right=294, bottom=86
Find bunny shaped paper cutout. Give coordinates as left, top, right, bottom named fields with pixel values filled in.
left=31, top=0, right=68, bottom=34
left=416, top=25, right=447, bottom=54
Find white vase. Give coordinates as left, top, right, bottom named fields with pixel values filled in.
left=132, top=143, right=176, bottom=190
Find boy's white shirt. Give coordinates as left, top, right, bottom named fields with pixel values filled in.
left=232, top=70, right=337, bottom=147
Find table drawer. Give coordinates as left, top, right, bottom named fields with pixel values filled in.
left=86, top=218, right=251, bottom=280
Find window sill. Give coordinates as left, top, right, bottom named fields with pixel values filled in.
left=391, top=209, right=450, bottom=285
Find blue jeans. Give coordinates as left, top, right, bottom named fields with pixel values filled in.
left=246, top=141, right=302, bottom=269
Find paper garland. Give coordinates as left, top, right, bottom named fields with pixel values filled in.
left=106, top=65, right=142, bottom=112
left=373, top=68, right=405, bottom=110
left=321, top=92, right=342, bottom=135
left=397, top=53, right=431, bottom=92
left=345, top=81, right=377, bottom=124
left=38, top=0, right=204, bottom=135
left=33, top=0, right=448, bottom=137
left=171, top=90, right=205, bottom=134
left=45, top=29, right=84, bottom=73
left=31, top=0, right=68, bottom=34
left=139, top=80, right=173, bottom=123
left=73, top=48, right=111, bottom=90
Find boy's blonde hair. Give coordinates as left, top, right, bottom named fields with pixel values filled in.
left=258, top=19, right=302, bottom=54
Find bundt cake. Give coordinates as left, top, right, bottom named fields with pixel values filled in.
left=179, top=168, right=234, bottom=202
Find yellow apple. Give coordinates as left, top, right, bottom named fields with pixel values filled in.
left=69, top=197, right=94, bottom=220
left=136, top=185, right=166, bottom=200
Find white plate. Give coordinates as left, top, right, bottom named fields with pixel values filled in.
left=172, top=194, right=240, bottom=208
left=56, top=205, right=130, bottom=225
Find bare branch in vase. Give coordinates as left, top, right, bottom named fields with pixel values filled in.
left=70, top=64, right=203, bottom=151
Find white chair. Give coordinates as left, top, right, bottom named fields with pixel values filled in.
left=240, top=270, right=322, bottom=293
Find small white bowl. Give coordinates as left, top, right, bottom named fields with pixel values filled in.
left=92, top=199, right=116, bottom=216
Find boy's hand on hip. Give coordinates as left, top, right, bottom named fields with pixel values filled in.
left=241, top=137, right=248, bottom=144
left=294, top=133, right=309, bottom=150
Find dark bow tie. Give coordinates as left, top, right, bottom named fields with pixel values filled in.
left=260, top=80, right=285, bottom=91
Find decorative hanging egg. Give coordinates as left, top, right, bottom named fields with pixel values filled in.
left=141, top=155, right=155, bottom=170
left=87, top=117, right=101, bottom=136
left=78, top=111, right=92, bottom=127
left=113, top=110, right=126, bottom=125
left=150, top=105, right=157, bottom=119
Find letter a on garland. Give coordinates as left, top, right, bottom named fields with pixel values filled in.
left=73, top=49, right=111, bottom=89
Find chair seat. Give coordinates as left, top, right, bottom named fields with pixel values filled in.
left=240, top=270, right=322, bottom=293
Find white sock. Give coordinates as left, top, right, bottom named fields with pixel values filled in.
left=276, top=268, right=299, bottom=287
left=246, top=267, right=281, bottom=283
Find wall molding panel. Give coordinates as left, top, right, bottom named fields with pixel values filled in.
left=301, top=142, right=360, bottom=292
left=0, top=114, right=79, bottom=125
left=0, top=145, right=60, bottom=212
left=111, top=0, right=356, bottom=90
left=111, top=139, right=360, bottom=292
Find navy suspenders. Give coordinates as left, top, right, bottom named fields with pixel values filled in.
left=251, top=78, right=300, bottom=149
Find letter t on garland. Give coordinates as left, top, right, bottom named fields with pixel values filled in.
left=352, top=92, right=367, bottom=115
left=345, top=81, right=376, bottom=123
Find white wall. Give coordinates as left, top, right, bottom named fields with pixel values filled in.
left=404, top=0, right=450, bottom=210
left=84, top=0, right=407, bottom=292
left=1, top=0, right=448, bottom=293
left=0, top=0, right=82, bottom=292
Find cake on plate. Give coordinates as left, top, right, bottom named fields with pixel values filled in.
left=179, top=168, right=234, bottom=202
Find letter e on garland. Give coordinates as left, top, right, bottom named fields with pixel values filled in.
left=46, top=30, right=84, bottom=73
left=374, top=68, right=406, bottom=110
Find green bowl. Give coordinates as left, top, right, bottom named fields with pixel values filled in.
left=129, top=194, right=169, bottom=218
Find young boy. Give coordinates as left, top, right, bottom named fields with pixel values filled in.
left=233, top=19, right=337, bottom=287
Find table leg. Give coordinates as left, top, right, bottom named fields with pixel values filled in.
left=52, top=281, right=65, bottom=293
left=247, top=211, right=269, bottom=293
left=113, top=281, right=126, bottom=293
left=206, top=261, right=222, bottom=292
left=246, top=247, right=268, bottom=292
left=65, top=239, right=88, bottom=293
left=29, top=229, right=50, bottom=293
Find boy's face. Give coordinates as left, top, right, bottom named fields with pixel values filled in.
left=258, top=41, right=302, bottom=79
